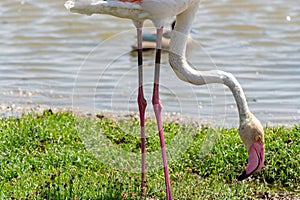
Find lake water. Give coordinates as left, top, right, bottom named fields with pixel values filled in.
left=1, top=0, right=299, bottom=127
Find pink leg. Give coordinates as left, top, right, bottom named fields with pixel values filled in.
left=152, top=26, right=173, bottom=200
left=136, top=22, right=147, bottom=199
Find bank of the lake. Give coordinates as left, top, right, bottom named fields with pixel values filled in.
left=0, top=110, right=299, bottom=199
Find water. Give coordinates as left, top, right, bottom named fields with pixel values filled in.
left=1, top=0, right=299, bottom=126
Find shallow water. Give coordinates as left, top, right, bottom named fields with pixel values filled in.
left=1, top=0, right=299, bottom=126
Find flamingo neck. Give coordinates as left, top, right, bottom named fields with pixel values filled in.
left=169, top=1, right=250, bottom=124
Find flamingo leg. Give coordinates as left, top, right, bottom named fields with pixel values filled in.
left=152, top=26, right=173, bottom=200
left=136, top=21, right=147, bottom=199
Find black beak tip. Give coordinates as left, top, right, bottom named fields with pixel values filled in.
left=237, top=170, right=250, bottom=181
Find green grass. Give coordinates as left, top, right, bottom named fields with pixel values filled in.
left=0, top=110, right=299, bottom=199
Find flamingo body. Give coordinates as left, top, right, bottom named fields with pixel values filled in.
left=65, top=0, right=197, bottom=27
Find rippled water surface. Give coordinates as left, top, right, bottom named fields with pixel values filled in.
left=1, top=0, right=299, bottom=126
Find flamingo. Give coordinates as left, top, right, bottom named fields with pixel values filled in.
left=64, top=1, right=265, bottom=199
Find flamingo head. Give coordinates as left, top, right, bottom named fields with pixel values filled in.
left=237, top=112, right=264, bottom=181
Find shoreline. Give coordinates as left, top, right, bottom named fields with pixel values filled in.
left=0, top=103, right=296, bottom=128
left=0, top=103, right=211, bottom=127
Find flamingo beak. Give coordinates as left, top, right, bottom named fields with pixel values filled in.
left=238, top=141, right=264, bottom=181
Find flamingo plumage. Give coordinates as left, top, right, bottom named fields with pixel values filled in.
left=65, top=1, right=265, bottom=199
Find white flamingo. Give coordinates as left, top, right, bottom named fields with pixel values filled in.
left=65, top=1, right=265, bottom=199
